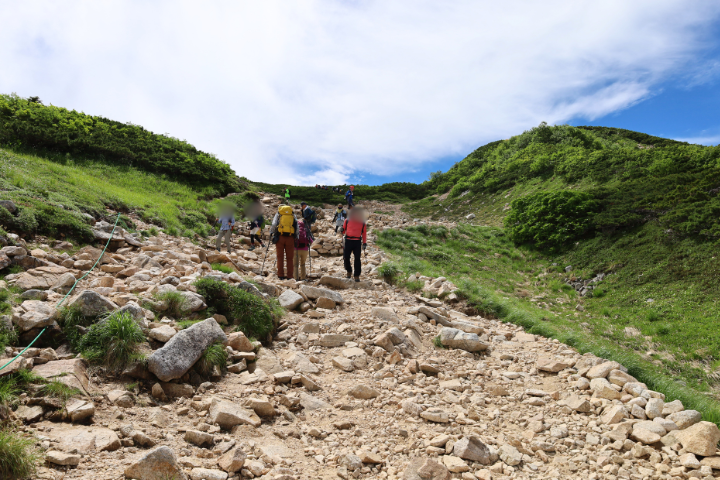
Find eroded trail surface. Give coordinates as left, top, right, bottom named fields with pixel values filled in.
left=3, top=194, right=720, bottom=480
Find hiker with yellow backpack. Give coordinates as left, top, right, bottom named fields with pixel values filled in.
left=270, top=205, right=299, bottom=279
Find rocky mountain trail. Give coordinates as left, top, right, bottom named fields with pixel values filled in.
left=1, top=194, right=719, bottom=480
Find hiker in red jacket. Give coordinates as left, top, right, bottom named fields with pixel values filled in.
left=342, top=206, right=367, bottom=282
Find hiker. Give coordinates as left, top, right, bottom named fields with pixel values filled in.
left=300, top=201, right=317, bottom=227
left=215, top=206, right=235, bottom=253
left=332, top=203, right=346, bottom=233
left=247, top=213, right=265, bottom=251
left=271, top=205, right=298, bottom=280
left=294, top=218, right=314, bottom=281
left=342, top=206, right=367, bottom=282
left=345, top=185, right=355, bottom=207
left=284, top=187, right=291, bottom=204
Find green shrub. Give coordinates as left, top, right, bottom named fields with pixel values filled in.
left=194, top=277, right=279, bottom=339
left=77, top=311, right=146, bottom=372
left=165, top=226, right=178, bottom=237
left=505, top=190, right=600, bottom=251
left=0, top=206, right=13, bottom=229
left=58, top=304, right=93, bottom=350
left=377, top=262, right=401, bottom=282
left=646, top=310, right=662, bottom=322
left=13, top=209, right=37, bottom=233
left=0, top=428, right=40, bottom=480
left=195, top=343, right=227, bottom=376
left=154, top=291, right=189, bottom=319
left=212, top=263, right=233, bottom=274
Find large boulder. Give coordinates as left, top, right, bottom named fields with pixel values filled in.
left=453, top=436, right=494, bottom=464
left=67, top=290, right=118, bottom=317
left=208, top=398, right=261, bottom=429
left=13, top=300, right=58, bottom=332
left=675, top=421, right=720, bottom=456
left=278, top=290, right=304, bottom=310
left=319, top=275, right=374, bottom=290
left=439, top=327, right=488, bottom=352
left=300, top=285, right=344, bottom=304
left=33, top=358, right=91, bottom=394
left=402, top=457, right=451, bottom=480
left=147, top=318, right=227, bottom=382
left=9, top=266, right=70, bottom=290
left=124, top=446, right=188, bottom=480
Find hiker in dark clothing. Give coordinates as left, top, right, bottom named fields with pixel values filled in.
left=332, top=204, right=346, bottom=233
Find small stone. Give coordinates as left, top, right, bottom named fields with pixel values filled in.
left=668, top=409, right=702, bottom=429
left=124, top=446, right=188, bottom=480
left=442, top=455, right=469, bottom=473
left=185, top=430, right=214, bottom=447
left=347, top=384, right=380, bottom=399
left=498, top=444, right=522, bottom=466
left=218, top=447, right=246, bottom=473
left=189, top=468, right=228, bottom=480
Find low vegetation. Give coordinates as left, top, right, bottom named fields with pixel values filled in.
left=0, top=427, right=39, bottom=480
left=152, top=291, right=190, bottom=319
left=194, top=277, right=281, bottom=339
left=195, top=343, right=228, bottom=377
left=211, top=263, right=234, bottom=274
left=77, top=311, right=146, bottom=372
left=251, top=181, right=429, bottom=205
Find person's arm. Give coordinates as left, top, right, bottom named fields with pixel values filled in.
left=362, top=223, right=367, bottom=244
left=271, top=213, right=279, bottom=232
left=293, top=219, right=299, bottom=239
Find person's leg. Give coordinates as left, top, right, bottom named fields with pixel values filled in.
left=343, top=242, right=352, bottom=277
left=276, top=237, right=286, bottom=278
left=299, top=250, right=308, bottom=279
left=286, top=241, right=295, bottom=279
left=293, top=250, right=300, bottom=280
left=224, top=229, right=232, bottom=253
left=352, top=240, right=362, bottom=278
left=216, top=229, right=224, bottom=251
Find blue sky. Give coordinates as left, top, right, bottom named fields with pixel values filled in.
left=2, top=1, right=720, bottom=186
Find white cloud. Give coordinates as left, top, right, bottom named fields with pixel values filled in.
left=675, top=134, right=720, bottom=146
left=1, top=0, right=719, bottom=185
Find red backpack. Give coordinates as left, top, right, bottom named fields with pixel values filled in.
left=296, top=221, right=311, bottom=248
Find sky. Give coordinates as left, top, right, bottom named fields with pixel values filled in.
left=1, top=1, right=720, bottom=186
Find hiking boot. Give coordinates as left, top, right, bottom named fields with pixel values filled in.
left=216, top=247, right=221, bottom=252
left=249, top=246, right=256, bottom=251
left=354, top=276, right=360, bottom=282
left=346, top=273, right=352, bottom=279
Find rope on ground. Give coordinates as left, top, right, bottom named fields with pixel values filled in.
left=0, top=212, right=121, bottom=373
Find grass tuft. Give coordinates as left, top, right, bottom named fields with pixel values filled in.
left=154, top=291, right=189, bottom=319
left=78, top=311, right=146, bottom=372
left=195, top=343, right=228, bottom=376
left=42, top=381, right=81, bottom=403
left=211, top=263, right=234, bottom=274
left=0, top=428, right=40, bottom=480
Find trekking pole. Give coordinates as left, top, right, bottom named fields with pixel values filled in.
left=259, top=240, right=272, bottom=275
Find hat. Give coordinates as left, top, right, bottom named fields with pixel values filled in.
left=350, top=185, right=354, bottom=190
left=301, top=201, right=307, bottom=206
left=338, top=204, right=343, bottom=208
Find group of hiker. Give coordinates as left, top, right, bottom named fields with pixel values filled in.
left=286, top=185, right=355, bottom=207
left=214, top=192, right=367, bottom=282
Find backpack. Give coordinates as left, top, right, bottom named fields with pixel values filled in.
left=297, top=221, right=310, bottom=247
left=277, top=206, right=295, bottom=235
left=309, top=209, right=317, bottom=224
left=257, top=214, right=265, bottom=229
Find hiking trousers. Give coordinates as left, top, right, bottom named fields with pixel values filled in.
left=344, top=239, right=362, bottom=277
left=276, top=235, right=295, bottom=278
left=294, top=249, right=309, bottom=280
left=216, top=229, right=232, bottom=252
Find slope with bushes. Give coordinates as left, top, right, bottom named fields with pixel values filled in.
left=251, top=181, right=429, bottom=205
left=392, top=124, right=720, bottom=399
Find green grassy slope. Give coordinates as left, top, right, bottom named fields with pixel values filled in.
left=0, top=148, right=256, bottom=241
left=251, top=181, right=428, bottom=205
left=393, top=123, right=720, bottom=404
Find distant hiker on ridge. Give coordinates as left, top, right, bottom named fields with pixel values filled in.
left=284, top=187, right=291, bottom=205
left=345, top=185, right=355, bottom=207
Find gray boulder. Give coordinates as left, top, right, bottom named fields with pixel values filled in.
left=14, top=300, right=58, bottom=332
left=20, top=289, right=48, bottom=301
left=453, top=436, right=494, bottom=464
left=0, top=252, right=10, bottom=270
left=439, top=327, right=488, bottom=352
left=147, top=318, right=227, bottom=382
left=124, top=446, right=187, bottom=480
left=278, top=290, right=304, bottom=310
left=179, top=291, right=207, bottom=312
left=0, top=200, right=17, bottom=214
left=300, top=285, right=344, bottom=304
left=67, top=290, right=118, bottom=317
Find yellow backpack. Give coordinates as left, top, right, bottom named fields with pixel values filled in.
left=277, top=205, right=295, bottom=235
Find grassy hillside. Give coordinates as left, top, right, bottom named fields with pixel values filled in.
left=0, top=148, right=256, bottom=241
left=396, top=123, right=720, bottom=402
left=0, top=94, right=241, bottom=193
